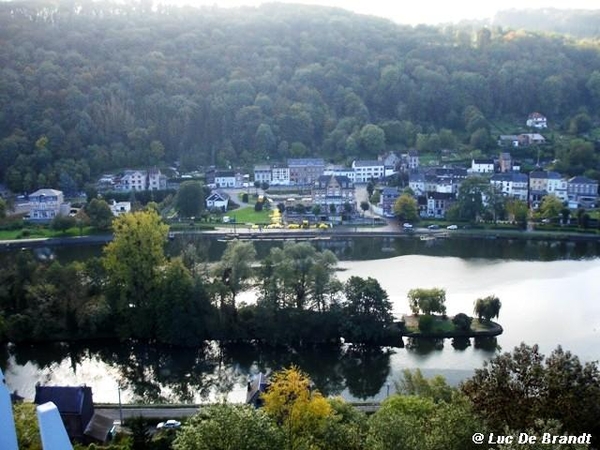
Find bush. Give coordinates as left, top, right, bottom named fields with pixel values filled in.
left=452, top=313, right=472, bottom=331
left=418, top=315, right=434, bottom=332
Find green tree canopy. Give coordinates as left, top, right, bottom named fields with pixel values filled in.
left=393, top=194, right=418, bottom=222
left=102, top=209, right=168, bottom=338
left=85, top=198, right=113, bottom=230
left=407, top=287, right=447, bottom=315
left=173, top=404, right=283, bottom=450
left=473, top=295, right=501, bottom=322
left=176, top=180, right=205, bottom=218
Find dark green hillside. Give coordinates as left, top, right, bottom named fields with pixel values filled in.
left=0, top=1, right=599, bottom=192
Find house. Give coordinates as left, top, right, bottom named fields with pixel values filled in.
left=409, top=171, right=427, bottom=196
left=471, top=159, right=495, bottom=174
left=214, top=170, right=236, bottom=188
left=418, top=192, right=456, bottom=219
left=271, top=165, right=291, bottom=186
left=407, top=149, right=420, bottom=170
left=526, top=112, right=548, bottom=129
left=498, top=135, right=520, bottom=147
left=311, top=175, right=355, bottom=213
left=34, top=385, right=114, bottom=444
left=568, top=176, right=598, bottom=207
left=529, top=171, right=568, bottom=205
left=323, top=165, right=356, bottom=183
left=380, top=152, right=401, bottom=177
left=117, top=170, right=147, bottom=191
left=490, top=172, right=529, bottom=201
left=499, top=152, right=512, bottom=173
left=109, top=200, right=131, bottom=216
left=429, top=167, right=468, bottom=194
left=206, top=191, right=230, bottom=211
left=254, top=165, right=272, bottom=184
left=148, top=168, right=167, bottom=191
left=28, top=189, right=69, bottom=222
left=518, top=133, right=546, bottom=146
left=380, top=187, right=400, bottom=217
left=352, top=160, right=385, bottom=183
left=288, top=158, right=325, bottom=185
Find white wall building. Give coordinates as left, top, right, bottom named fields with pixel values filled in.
left=352, top=160, right=385, bottom=183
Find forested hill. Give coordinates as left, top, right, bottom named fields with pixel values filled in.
left=1, top=1, right=600, bottom=193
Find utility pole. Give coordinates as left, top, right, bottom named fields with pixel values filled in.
left=117, top=385, right=123, bottom=425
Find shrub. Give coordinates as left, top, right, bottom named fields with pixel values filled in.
left=452, top=313, right=472, bottom=331
left=418, top=315, right=434, bottom=332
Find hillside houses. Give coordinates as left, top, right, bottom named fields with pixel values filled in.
left=98, top=168, right=167, bottom=192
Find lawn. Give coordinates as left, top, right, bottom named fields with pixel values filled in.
left=0, top=226, right=98, bottom=240
left=227, top=206, right=272, bottom=224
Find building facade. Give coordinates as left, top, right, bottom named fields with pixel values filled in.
left=352, top=160, right=385, bottom=183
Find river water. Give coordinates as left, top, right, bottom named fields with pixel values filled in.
left=2, top=236, right=600, bottom=404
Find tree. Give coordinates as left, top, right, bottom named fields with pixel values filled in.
left=359, top=124, right=385, bottom=157
left=50, top=214, right=76, bottom=233
left=342, top=276, right=394, bottom=343
left=395, top=369, right=454, bottom=403
left=0, top=197, right=6, bottom=219
left=212, top=240, right=256, bottom=308
left=173, top=404, right=283, bottom=450
left=369, top=191, right=380, bottom=205
left=407, top=288, right=446, bottom=315
left=259, top=242, right=338, bottom=311
left=176, top=181, right=205, bottom=218
left=474, top=295, right=501, bottom=322
left=86, top=198, right=113, bottom=230
left=102, top=210, right=168, bottom=338
left=452, top=312, right=472, bottom=331
left=540, top=195, right=563, bottom=220
left=505, top=199, right=529, bottom=227
left=462, top=343, right=600, bottom=445
left=393, top=194, right=418, bottom=222
left=360, top=201, right=369, bottom=215
left=455, top=177, right=488, bottom=222
left=366, top=181, right=375, bottom=198
left=262, top=366, right=332, bottom=450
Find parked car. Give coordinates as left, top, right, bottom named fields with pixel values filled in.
left=427, top=224, right=440, bottom=230
left=402, top=223, right=413, bottom=229
left=446, top=224, right=458, bottom=230
left=157, top=419, right=181, bottom=429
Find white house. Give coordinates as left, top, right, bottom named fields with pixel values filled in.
left=148, top=168, right=167, bottom=190
left=470, top=159, right=495, bottom=174
left=352, top=160, right=385, bottom=183
left=118, top=170, right=147, bottom=191
left=323, top=165, right=356, bottom=183
left=254, top=165, right=272, bottom=184
left=214, top=171, right=236, bottom=188
left=271, top=166, right=291, bottom=186
left=109, top=200, right=131, bottom=216
left=526, top=112, right=548, bottom=129
left=490, top=172, right=529, bottom=201
left=206, top=191, right=230, bottom=211
left=28, top=189, right=68, bottom=221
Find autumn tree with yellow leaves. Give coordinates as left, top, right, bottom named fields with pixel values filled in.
left=262, top=366, right=333, bottom=450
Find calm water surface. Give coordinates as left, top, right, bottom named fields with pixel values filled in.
left=2, top=237, right=600, bottom=403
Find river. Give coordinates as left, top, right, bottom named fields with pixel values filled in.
left=2, top=236, right=600, bottom=404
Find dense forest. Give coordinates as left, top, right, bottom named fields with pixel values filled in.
left=1, top=1, right=600, bottom=194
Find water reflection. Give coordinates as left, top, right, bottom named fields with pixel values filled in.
left=2, top=236, right=600, bottom=266
left=451, top=337, right=471, bottom=351
left=3, top=340, right=396, bottom=403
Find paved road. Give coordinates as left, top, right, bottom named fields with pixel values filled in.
left=96, top=402, right=381, bottom=424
